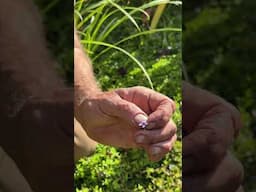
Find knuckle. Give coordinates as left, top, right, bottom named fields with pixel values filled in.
left=170, top=120, right=177, bottom=132
left=165, top=121, right=177, bottom=137
left=165, top=135, right=177, bottom=151
left=162, top=144, right=171, bottom=151
left=117, top=102, right=131, bottom=112
left=171, top=100, right=176, bottom=111
left=230, top=106, right=242, bottom=134
left=163, top=97, right=176, bottom=112
left=162, top=112, right=171, bottom=123
left=223, top=100, right=240, bottom=118
left=167, top=97, right=175, bottom=105
left=201, top=129, right=227, bottom=161
left=173, top=134, right=177, bottom=142
left=165, top=141, right=173, bottom=151
left=209, top=144, right=226, bottom=163
left=156, top=108, right=170, bottom=121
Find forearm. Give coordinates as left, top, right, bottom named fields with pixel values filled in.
left=74, top=34, right=101, bottom=116
left=0, top=0, right=65, bottom=99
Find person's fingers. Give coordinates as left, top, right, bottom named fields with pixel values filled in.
left=183, top=128, right=227, bottom=174
left=100, top=92, right=148, bottom=127
left=146, top=134, right=177, bottom=162
left=114, top=99, right=148, bottom=127
left=182, top=107, right=238, bottom=174
left=183, top=152, right=244, bottom=192
left=182, top=82, right=243, bottom=174
left=147, top=96, right=175, bottom=129
left=182, top=82, right=242, bottom=138
left=115, top=86, right=175, bottom=129
left=135, top=119, right=176, bottom=145
left=183, top=106, right=237, bottom=155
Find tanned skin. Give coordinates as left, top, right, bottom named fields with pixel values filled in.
left=0, top=0, right=64, bottom=100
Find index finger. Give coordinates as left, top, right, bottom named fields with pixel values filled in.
left=115, top=86, right=175, bottom=129
left=147, top=94, right=175, bottom=129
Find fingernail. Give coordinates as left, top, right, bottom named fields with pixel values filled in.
left=134, top=114, right=148, bottom=124
left=151, top=147, right=162, bottom=156
left=146, top=122, right=156, bottom=129
left=135, top=135, right=146, bottom=144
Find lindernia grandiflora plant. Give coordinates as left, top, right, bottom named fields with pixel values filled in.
left=138, top=120, right=148, bottom=129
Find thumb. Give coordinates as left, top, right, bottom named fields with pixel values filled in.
left=111, top=97, right=148, bottom=127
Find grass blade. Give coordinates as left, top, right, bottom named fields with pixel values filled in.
left=107, top=0, right=141, bottom=32
left=81, top=40, right=154, bottom=89
left=92, top=28, right=181, bottom=61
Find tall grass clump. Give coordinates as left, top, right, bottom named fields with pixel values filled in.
left=74, top=0, right=181, bottom=89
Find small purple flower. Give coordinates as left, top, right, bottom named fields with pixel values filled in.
left=138, top=120, right=148, bottom=129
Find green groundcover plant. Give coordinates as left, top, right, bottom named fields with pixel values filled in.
left=74, top=0, right=182, bottom=191
left=183, top=1, right=256, bottom=190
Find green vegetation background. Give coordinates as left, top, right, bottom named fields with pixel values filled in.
left=184, top=0, right=256, bottom=191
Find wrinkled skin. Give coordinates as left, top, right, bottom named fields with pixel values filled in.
left=183, top=82, right=244, bottom=192
left=76, top=86, right=177, bottom=161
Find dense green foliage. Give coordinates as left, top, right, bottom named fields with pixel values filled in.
left=75, top=0, right=182, bottom=191
left=183, top=0, right=256, bottom=190
left=75, top=143, right=181, bottom=192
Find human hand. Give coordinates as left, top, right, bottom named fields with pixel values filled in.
left=182, top=82, right=243, bottom=191
left=76, top=86, right=176, bottom=161
left=115, top=86, right=177, bottom=161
